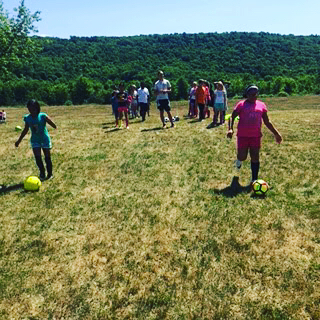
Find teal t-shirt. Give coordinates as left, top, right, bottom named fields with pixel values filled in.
left=24, top=112, right=51, bottom=147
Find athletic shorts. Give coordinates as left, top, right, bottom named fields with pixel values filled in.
left=118, top=107, right=128, bottom=113
left=214, top=103, right=225, bottom=111
left=189, top=99, right=196, bottom=108
left=157, top=99, right=171, bottom=112
left=237, top=137, right=261, bottom=150
left=31, top=141, right=52, bottom=149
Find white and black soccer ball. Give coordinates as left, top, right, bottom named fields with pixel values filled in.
left=164, top=117, right=169, bottom=122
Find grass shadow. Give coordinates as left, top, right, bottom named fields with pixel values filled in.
left=0, top=183, right=24, bottom=195
left=206, top=122, right=223, bottom=129
left=211, top=176, right=251, bottom=198
left=188, top=119, right=201, bottom=124
left=141, top=127, right=165, bottom=132
left=101, top=121, right=115, bottom=125
left=105, top=128, right=122, bottom=134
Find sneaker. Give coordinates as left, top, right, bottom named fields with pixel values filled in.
left=40, top=174, right=46, bottom=181
left=170, top=123, right=174, bottom=128
left=46, top=174, right=54, bottom=181
left=126, top=126, right=129, bottom=129
left=162, top=123, right=166, bottom=128
left=234, top=160, right=242, bottom=170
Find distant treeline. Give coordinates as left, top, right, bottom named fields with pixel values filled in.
left=2, top=32, right=320, bottom=106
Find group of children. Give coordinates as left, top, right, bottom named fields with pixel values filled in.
left=14, top=81, right=282, bottom=189
left=111, top=82, right=150, bottom=129
left=188, top=80, right=228, bottom=126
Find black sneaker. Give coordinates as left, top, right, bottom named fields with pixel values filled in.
left=40, top=173, right=46, bottom=181
left=46, top=174, right=54, bottom=181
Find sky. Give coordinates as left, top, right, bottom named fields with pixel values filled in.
left=6, top=0, right=320, bottom=39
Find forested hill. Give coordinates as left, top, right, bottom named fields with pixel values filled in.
left=27, top=32, right=320, bottom=81
left=3, top=32, right=320, bottom=105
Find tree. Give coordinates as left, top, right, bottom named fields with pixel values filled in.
left=0, top=0, right=41, bottom=79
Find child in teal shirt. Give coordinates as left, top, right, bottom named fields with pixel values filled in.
left=15, top=100, right=57, bottom=180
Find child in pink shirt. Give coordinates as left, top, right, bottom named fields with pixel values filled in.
left=227, top=85, right=282, bottom=184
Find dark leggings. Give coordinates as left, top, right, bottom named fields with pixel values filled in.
left=139, top=103, right=148, bottom=121
left=198, top=104, right=205, bottom=120
left=33, top=148, right=52, bottom=177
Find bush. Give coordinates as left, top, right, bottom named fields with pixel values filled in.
left=65, top=100, right=73, bottom=106
left=277, top=91, right=289, bottom=97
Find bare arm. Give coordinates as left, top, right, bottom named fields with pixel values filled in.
left=262, top=112, right=282, bottom=144
left=227, top=110, right=239, bottom=138
left=15, top=123, right=29, bottom=147
left=46, top=115, right=57, bottom=129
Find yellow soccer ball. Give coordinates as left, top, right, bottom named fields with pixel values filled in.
left=24, top=176, right=42, bottom=191
left=252, top=179, right=269, bottom=195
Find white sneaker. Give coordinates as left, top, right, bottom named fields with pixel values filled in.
left=234, top=160, right=242, bottom=170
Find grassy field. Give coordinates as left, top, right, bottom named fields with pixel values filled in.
left=0, top=95, right=320, bottom=319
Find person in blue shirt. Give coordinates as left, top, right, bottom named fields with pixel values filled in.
left=15, top=100, right=57, bottom=181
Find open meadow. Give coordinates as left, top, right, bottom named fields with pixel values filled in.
left=1, top=96, right=320, bottom=319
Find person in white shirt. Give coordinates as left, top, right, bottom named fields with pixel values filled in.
left=154, top=70, right=174, bottom=128
left=213, top=81, right=227, bottom=126
left=137, top=82, right=150, bottom=122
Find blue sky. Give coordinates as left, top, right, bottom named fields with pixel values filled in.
left=6, top=0, right=320, bottom=38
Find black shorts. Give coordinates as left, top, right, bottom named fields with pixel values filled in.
left=157, top=99, right=171, bottom=112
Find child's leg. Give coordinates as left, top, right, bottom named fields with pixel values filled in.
left=213, top=110, right=218, bottom=125
left=249, top=147, right=260, bottom=181
left=219, top=111, right=223, bottom=124
left=119, top=111, right=123, bottom=127
left=43, top=148, right=53, bottom=178
left=124, top=111, right=129, bottom=128
left=167, top=111, right=174, bottom=126
left=115, top=110, right=119, bottom=127
left=33, top=147, right=45, bottom=179
left=160, top=110, right=165, bottom=126
left=237, top=148, right=249, bottom=162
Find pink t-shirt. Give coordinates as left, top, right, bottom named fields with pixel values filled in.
left=234, top=99, right=268, bottom=137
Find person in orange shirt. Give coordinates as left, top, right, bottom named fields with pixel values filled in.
left=195, top=80, right=206, bottom=121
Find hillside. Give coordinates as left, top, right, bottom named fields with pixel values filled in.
left=2, top=32, right=320, bottom=106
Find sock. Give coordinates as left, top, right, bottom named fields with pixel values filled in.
left=45, top=156, right=53, bottom=177
left=35, top=156, right=45, bottom=177
left=251, top=161, right=260, bottom=181
left=126, top=119, right=128, bottom=127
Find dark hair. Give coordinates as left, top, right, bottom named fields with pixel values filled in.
left=244, top=85, right=259, bottom=98
left=27, top=99, right=40, bottom=115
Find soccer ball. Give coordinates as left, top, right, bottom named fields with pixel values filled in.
left=174, top=116, right=180, bottom=122
left=24, top=176, right=42, bottom=191
left=164, top=117, right=169, bottom=122
left=15, top=125, right=22, bottom=132
left=252, top=179, right=269, bottom=195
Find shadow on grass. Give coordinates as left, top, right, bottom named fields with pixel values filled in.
left=211, top=176, right=251, bottom=198
left=141, top=127, right=164, bottom=132
left=104, top=128, right=122, bottom=134
left=188, top=119, right=201, bottom=124
left=206, top=122, right=223, bottom=129
left=0, top=183, right=24, bottom=195
left=101, top=121, right=115, bottom=125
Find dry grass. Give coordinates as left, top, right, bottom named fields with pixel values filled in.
left=0, top=95, right=320, bottom=319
